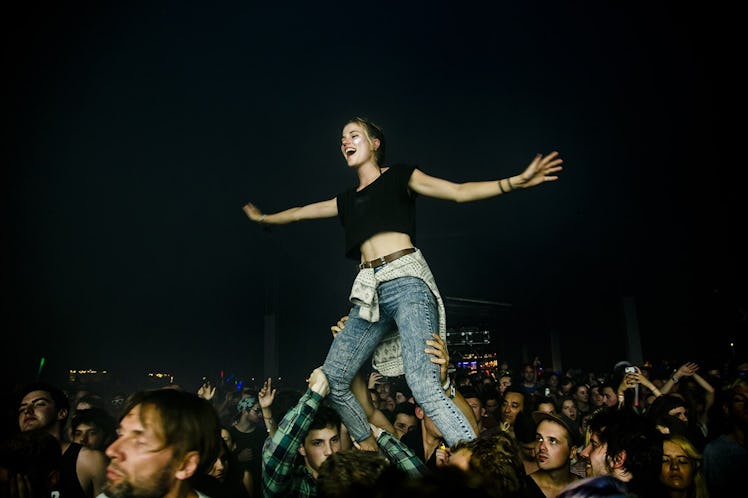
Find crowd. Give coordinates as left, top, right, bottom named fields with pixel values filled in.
left=0, top=112, right=743, bottom=496
left=1, top=340, right=746, bottom=498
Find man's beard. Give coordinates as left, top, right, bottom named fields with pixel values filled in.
left=102, top=464, right=174, bottom=498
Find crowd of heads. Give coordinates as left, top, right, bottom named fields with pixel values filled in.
left=1, top=357, right=746, bottom=497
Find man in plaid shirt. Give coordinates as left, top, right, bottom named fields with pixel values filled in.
left=262, top=366, right=426, bottom=497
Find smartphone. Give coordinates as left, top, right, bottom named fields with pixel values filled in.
left=625, top=366, right=636, bottom=374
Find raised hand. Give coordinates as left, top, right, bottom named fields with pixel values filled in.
left=435, top=442, right=450, bottom=467
left=258, top=377, right=276, bottom=409
left=308, top=367, right=330, bottom=397
left=331, top=315, right=348, bottom=339
left=675, top=362, right=700, bottom=379
left=425, top=333, right=450, bottom=385
left=368, top=371, right=384, bottom=390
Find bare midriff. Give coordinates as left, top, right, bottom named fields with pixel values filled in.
left=359, top=231, right=414, bottom=263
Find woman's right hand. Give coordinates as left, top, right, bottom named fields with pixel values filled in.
left=242, top=202, right=263, bottom=222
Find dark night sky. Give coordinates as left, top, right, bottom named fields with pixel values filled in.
left=3, top=1, right=744, bottom=392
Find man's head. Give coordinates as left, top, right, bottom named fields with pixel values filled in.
left=298, top=405, right=342, bottom=478
left=513, top=411, right=539, bottom=464
left=590, top=384, right=605, bottom=408
left=533, top=395, right=557, bottom=415
left=578, top=409, right=662, bottom=492
left=103, top=389, right=221, bottom=498
left=317, top=449, right=390, bottom=497
left=17, top=382, right=70, bottom=438
left=236, top=396, right=262, bottom=425
left=497, top=372, right=513, bottom=394
left=599, top=383, right=620, bottom=409
left=720, top=376, right=748, bottom=432
left=392, top=402, right=419, bottom=439
left=483, top=387, right=502, bottom=418
left=500, top=387, right=526, bottom=427
left=559, top=377, right=574, bottom=396
left=521, top=363, right=536, bottom=384
left=532, top=411, right=581, bottom=473
left=447, top=433, right=527, bottom=497
left=70, top=407, right=118, bottom=451
left=459, top=386, right=485, bottom=427
left=392, top=380, right=413, bottom=405
left=415, top=403, right=443, bottom=439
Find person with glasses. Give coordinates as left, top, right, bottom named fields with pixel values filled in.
left=229, top=395, right=266, bottom=498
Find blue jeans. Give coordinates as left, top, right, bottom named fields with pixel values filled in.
left=322, top=275, right=476, bottom=446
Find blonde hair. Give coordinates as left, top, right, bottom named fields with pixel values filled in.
left=661, top=434, right=709, bottom=498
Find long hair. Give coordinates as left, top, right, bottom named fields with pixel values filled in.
left=586, top=409, right=663, bottom=493
left=661, top=434, right=709, bottom=498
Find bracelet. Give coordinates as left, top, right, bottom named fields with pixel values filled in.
left=671, top=376, right=679, bottom=383
left=442, top=378, right=451, bottom=391
left=259, top=214, right=266, bottom=223
left=507, top=178, right=516, bottom=190
left=498, top=180, right=507, bottom=194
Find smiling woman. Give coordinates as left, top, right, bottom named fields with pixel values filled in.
left=242, top=116, right=563, bottom=452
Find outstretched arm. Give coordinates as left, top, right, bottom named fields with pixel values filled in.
left=243, top=197, right=338, bottom=225
left=262, top=367, right=329, bottom=498
left=661, top=362, right=715, bottom=397
left=258, top=377, right=278, bottom=437
left=408, top=151, right=563, bottom=203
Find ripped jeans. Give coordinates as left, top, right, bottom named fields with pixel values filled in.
left=322, top=275, right=476, bottom=446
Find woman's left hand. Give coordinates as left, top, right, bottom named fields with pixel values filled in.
left=515, top=151, right=563, bottom=189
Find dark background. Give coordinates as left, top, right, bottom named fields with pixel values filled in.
left=3, top=1, right=744, bottom=393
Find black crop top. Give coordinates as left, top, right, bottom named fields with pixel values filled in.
left=336, top=164, right=418, bottom=260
